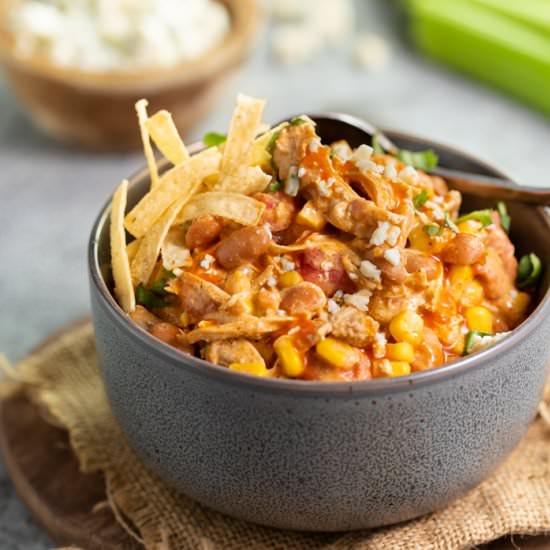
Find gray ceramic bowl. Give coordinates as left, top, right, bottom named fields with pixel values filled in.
left=88, top=120, right=550, bottom=532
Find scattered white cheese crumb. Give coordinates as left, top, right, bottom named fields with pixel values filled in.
left=240, top=266, right=252, bottom=276
left=267, top=276, right=278, bottom=288
left=348, top=272, right=358, bottom=281
left=327, top=177, right=336, bottom=186
left=172, top=267, right=183, bottom=277
left=263, top=223, right=273, bottom=239
left=383, top=248, right=401, bottom=266
left=377, top=359, right=393, bottom=376
left=370, top=221, right=390, bottom=246
left=309, top=138, right=321, bottom=153
left=360, top=260, right=382, bottom=282
left=276, top=309, right=287, bottom=316
left=469, top=332, right=510, bottom=353
left=386, top=225, right=401, bottom=247
left=199, top=254, right=215, bottom=270
left=284, top=167, right=300, bottom=197
left=320, top=260, right=334, bottom=271
left=352, top=144, right=381, bottom=174
left=399, top=165, right=418, bottom=184
left=354, top=33, right=391, bottom=71
left=288, top=326, right=301, bottom=335
left=327, top=299, right=340, bottom=315
left=332, top=143, right=351, bottom=162
left=317, top=179, right=331, bottom=197
left=280, top=258, right=295, bottom=272
left=344, top=289, right=372, bottom=312
left=373, top=332, right=387, bottom=358
left=298, top=166, right=306, bottom=178
left=334, top=289, right=344, bottom=300
left=385, top=160, right=397, bottom=180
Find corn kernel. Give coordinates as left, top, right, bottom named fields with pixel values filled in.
left=274, top=336, right=305, bottom=378
left=457, top=220, right=482, bottom=234
left=389, top=310, right=424, bottom=346
left=375, top=359, right=411, bottom=378
left=465, top=306, right=493, bottom=333
left=408, top=226, right=445, bottom=254
left=316, top=337, right=361, bottom=370
left=509, top=291, right=530, bottom=321
left=295, top=201, right=326, bottom=230
left=460, top=280, right=484, bottom=307
left=229, top=362, right=269, bottom=377
left=279, top=270, right=303, bottom=288
left=386, top=342, right=415, bottom=363
left=449, top=265, right=473, bottom=286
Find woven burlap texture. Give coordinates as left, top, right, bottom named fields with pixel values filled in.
left=6, top=321, right=550, bottom=550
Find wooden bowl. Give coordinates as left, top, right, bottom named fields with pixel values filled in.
left=0, top=0, right=261, bottom=150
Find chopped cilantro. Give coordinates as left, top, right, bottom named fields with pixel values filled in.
left=444, top=212, right=459, bottom=233
left=372, top=133, right=385, bottom=155
left=496, top=201, right=511, bottom=233
left=289, top=117, right=306, bottom=126
left=413, top=189, right=429, bottom=209
left=268, top=181, right=282, bottom=192
left=463, top=331, right=493, bottom=355
left=424, top=223, right=442, bottom=236
left=456, top=209, right=493, bottom=227
left=203, top=132, right=227, bottom=148
left=136, top=284, right=167, bottom=309
left=149, top=268, right=176, bottom=295
left=517, top=253, right=542, bottom=289
left=266, top=129, right=282, bottom=156
left=396, top=149, right=439, bottom=171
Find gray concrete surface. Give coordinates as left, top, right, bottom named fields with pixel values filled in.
left=1, top=1, right=550, bottom=547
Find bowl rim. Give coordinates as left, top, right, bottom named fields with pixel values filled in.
left=88, top=127, right=550, bottom=396
left=0, top=0, right=261, bottom=92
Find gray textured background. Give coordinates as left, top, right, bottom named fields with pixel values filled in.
left=1, top=1, right=549, bottom=547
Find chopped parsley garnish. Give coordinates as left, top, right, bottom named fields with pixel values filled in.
left=289, top=117, right=307, bottom=126
left=396, top=148, right=439, bottom=171
left=136, top=283, right=168, bottom=309
left=423, top=223, right=442, bottom=236
left=456, top=209, right=493, bottom=227
left=372, top=133, right=385, bottom=155
left=463, top=331, right=493, bottom=355
left=203, top=132, right=227, bottom=148
left=413, top=189, right=429, bottom=209
left=517, top=253, right=542, bottom=289
left=268, top=181, right=282, bottom=192
left=496, top=201, right=511, bottom=233
left=444, top=212, right=459, bottom=233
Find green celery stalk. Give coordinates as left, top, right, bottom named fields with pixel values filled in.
left=407, top=0, right=550, bottom=115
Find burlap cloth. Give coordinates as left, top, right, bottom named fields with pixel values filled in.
left=3, top=321, right=550, bottom=550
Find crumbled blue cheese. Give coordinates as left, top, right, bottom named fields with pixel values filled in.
left=267, top=276, right=278, bottom=288
left=373, top=331, right=387, bottom=358
left=360, top=260, right=382, bottom=282
left=332, top=142, right=352, bottom=162
left=385, top=160, right=397, bottom=180
left=344, top=289, right=372, bottom=312
left=11, top=0, right=230, bottom=71
left=327, top=299, right=340, bottom=315
left=280, top=258, right=296, bottom=272
left=469, top=332, right=510, bottom=353
left=199, top=254, right=215, bottom=270
left=284, top=166, right=300, bottom=196
left=399, top=165, right=418, bottom=184
left=370, top=221, right=401, bottom=247
left=383, top=248, right=400, bottom=266
left=309, top=139, right=321, bottom=153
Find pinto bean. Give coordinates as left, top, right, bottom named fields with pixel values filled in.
left=185, top=215, right=224, bottom=250
left=256, top=288, right=281, bottom=315
left=441, top=233, right=484, bottom=265
left=150, top=322, right=192, bottom=354
left=254, top=192, right=298, bottom=232
left=215, top=226, right=271, bottom=270
left=404, top=251, right=440, bottom=280
left=300, top=248, right=351, bottom=296
left=280, top=282, right=327, bottom=315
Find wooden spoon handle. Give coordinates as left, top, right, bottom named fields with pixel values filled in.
left=432, top=167, right=550, bottom=206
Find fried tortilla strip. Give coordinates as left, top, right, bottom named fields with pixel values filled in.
left=187, top=316, right=293, bottom=344
left=176, top=191, right=266, bottom=226
left=131, top=198, right=186, bottom=286
left=135, top=99, right=159, bottom=188
left=110, top=180, right=135, bottom=313
left=161, top=227, right=192, bottom=270
left=220, top=94, right=266, bottom=177
left=146, top=110, right=189, bottom=166
left=124, top=147, right=221, bottom=238
left=126, top=239, right=141, bottom=263
left=213, top=166, right=272, bottom=195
